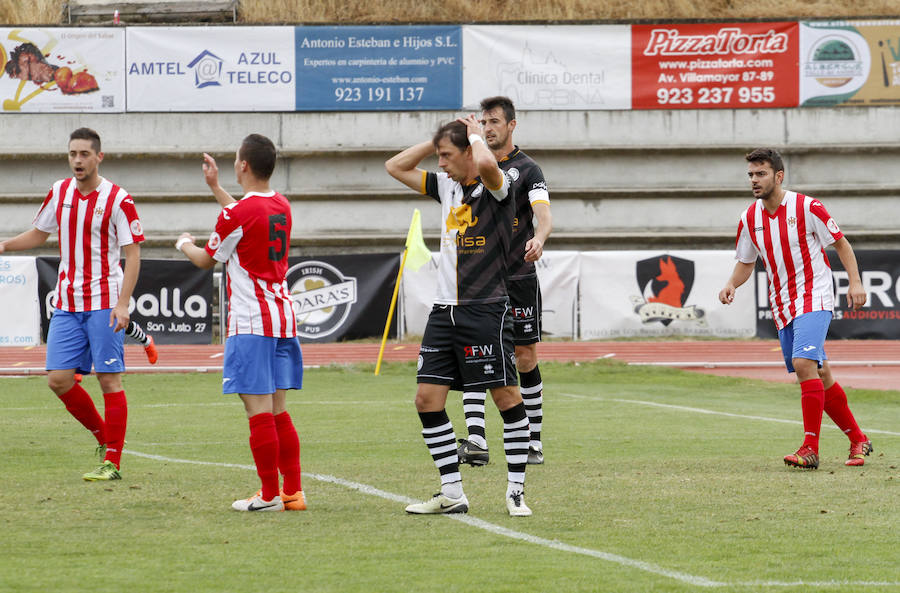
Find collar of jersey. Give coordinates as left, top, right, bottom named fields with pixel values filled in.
left=240, top=190, right=276, bottom=199
left=72, top=176, right=105, bottom=200
left=499, top=145, right=520, bottom=162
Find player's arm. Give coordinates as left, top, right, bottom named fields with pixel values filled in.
left=175, top=233, right=216, bottom=269
left=525, top=202, right=553, bottom=263
left=718, top=261, right=754, bottom=305
left=110, top=242, right=140, bottom=331
left=0, top=228, right=51, bottom=253
left=832, top=237, right=866, bottom=311
left=385, top=141, right=433, bottom=193
left=202, top=153, right=236, bottom=207
left=458, top=114, right=504, bottom=192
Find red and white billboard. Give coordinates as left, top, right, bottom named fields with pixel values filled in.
left=632, top=22, right=800, bottom=110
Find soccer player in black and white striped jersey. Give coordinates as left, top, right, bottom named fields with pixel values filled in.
left=457, top=97, right=552, bottom=468
left=386, top=115, right=532, bottom=516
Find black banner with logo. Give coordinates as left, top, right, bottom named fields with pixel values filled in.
left=36, top=257, right=214, bottom=344
left=284, top=253, right=400, bottom=343
left=755, top=250, right=900, bottom=339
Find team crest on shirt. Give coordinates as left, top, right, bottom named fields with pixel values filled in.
left=287, top=260, right=358, bottom=340
left=94, top=206, right=104, bottom=216
left=787, top=216, right=796, bottom=227
left=507, top=167, right=520, bottom=181
left=446, top=204, right=479, bottom=235
left=631, top=255, right=706, bottom=327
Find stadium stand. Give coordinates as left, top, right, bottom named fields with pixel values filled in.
left=2, top=109, right=900, bottom=258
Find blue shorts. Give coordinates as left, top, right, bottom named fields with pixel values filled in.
left=222, top=335, right=303, bottom=395
left=778, top=310, right=831, bottom=373
left=46, top=309, right=125, bottom=374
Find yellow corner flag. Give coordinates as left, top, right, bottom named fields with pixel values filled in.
left=404, top=208, right=432, bottom=272
left=375, top=209, right=432, bottom=375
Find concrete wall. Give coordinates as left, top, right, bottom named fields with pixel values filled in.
left=2, top=107, right=899, bottom=256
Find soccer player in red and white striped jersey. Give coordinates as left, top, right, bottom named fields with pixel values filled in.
left=176, top=134, right=304, bottom=512
left=0, top=127, right=143, bottom=481
left=719, top=148, right=872, bottom=470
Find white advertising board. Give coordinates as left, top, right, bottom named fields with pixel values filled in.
left=0, top=257, right=40, bottom=346
left=462, top=25, right=632, bottom=110
left=579, top=251, right=755, bottom=339
left=1, top=28, right=125, bottom=113
left=126, top=27, right=295, bottom=111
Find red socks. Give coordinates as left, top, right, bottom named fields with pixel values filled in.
left=58, top=383, right=105, bottom=445
left=274, top=411, right=302, bottom=495
left=248, top=413, right=280, bottom=501
left=799, top=379, right=825, bottom=452
left=102, top=391, right=128, bottom=469
left=824, top=382, right=866, bottom=443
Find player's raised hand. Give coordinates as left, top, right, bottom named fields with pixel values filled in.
left=456, top=113, right=484, bottom=140
left=202, top=153, right=219, bottom=188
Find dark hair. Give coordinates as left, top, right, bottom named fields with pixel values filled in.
left=239, top=134, right=276, bottom=180
left=5, top=42, right=54, bottom=78
left=432, top=121, right=469, bottom=152
left=69, top=128, right=101, bottom=153
left=479, top=96, right=516, bottom=124
left=745, top=148, right=784, bottom=173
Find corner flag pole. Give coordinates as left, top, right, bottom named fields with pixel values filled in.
left=375, top=209, right=431, bottom=375
left=375, top=250, right=408, bottom=376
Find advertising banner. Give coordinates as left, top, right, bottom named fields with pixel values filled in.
left=286, top=253, right=400, bottom=343
left=1, top=28, right=125, bottom=113
left=126, top=26, right=295, bottom=111
left=37, top=258, right=214, bottom=345
left=579, top=251, right=755, bottom=339
left=0, top=257, right=40, bottom=346
left=402, top=251, right=580, bottom=339
left=800, top=20, right=900, bottom=107
left=632, top=22, right=799, bottom=109
left=462, top=25, right=631, bottom=110
left=295, top=25, right=461, bottom=110
left=756, top=250, right=900, bottom=339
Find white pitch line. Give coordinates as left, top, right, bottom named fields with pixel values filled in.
left=123, top=449, right=900, bottom=589
left=559, top=393, right=900, bottom=437
left=125, top=449, right=723, bottom=588
left=628, top=360, right=900, bottom=368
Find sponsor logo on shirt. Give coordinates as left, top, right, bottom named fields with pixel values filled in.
left=130, top=220, right=143, bottom=236
left=207, top=231, right=221, bottom=250
left=826, top=218, right=840, bottom=234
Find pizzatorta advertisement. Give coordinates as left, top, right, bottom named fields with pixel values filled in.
left=631, top=22, right=799, bottom=110
left=0, top=28, right=125, bottom=112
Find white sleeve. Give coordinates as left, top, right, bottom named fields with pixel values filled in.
left=488, top=171, right=510, bottom=202
left=735, top=223, right=758, bottom=264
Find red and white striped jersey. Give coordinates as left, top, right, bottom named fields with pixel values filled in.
left=204, top=190, right=297, bottom=338
left=734, top=190, right=843, bottom=330
left=33, top=177, right=144, bottom=312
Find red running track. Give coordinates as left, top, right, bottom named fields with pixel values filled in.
left=1, top=340, right=898, bottom=391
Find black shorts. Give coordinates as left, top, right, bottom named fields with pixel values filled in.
left=417, top=301, right=518, bottom=391
left=507, top=275, right=542, bottom=346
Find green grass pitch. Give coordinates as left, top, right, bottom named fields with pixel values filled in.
left=1, top=361, right=898, bottom=593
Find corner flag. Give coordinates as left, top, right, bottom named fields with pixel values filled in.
left=404, top=208, right=432, bottom=272
left=375, top=209, right=432, bottom=375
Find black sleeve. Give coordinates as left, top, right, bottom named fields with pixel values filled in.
left=423, top=172, right=441, bottom=204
